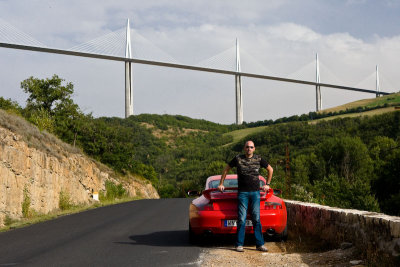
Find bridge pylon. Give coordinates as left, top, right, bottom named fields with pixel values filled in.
left=376, top=65, right=380, bottom=97
left=316, top=53, right=322, bottom=112
left=125, top=19, right=134, bottom=118
left=235, top=38, right=243, bottom=125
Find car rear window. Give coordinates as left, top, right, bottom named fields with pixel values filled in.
left=208, top=179, right=265, bottom=188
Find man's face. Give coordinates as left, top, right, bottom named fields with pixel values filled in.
left=244, top=141, right=255, bottom=156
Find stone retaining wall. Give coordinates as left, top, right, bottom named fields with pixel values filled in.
left=285, top=200, right=400, bottom=266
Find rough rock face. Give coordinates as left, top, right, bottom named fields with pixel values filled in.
left=0, top=124, right=159, bottom=227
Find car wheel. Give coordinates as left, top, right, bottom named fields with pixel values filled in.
left=189, top=223, right=199, bottom=244
left=276, top=224, right=288, bottom=241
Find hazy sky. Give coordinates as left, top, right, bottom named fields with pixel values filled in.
left=0, top=0, right=399, bottom=124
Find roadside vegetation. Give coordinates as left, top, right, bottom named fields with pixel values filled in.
left=1, top=182, right=140, bottom=233
left=1, top=75, right=399, bottom=216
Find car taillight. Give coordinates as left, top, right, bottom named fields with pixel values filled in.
left=202, top=203, right=214, bottom=211
left=264, top=202, right=282, bottom=210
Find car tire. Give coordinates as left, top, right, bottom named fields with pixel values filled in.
left=276, top=224, right=288, bottom=241
left=189, top=223, right=199, bottom=244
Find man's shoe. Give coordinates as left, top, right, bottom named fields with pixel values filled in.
left=235, top=246, right=244, bottom=252
left=256, top=245, right=268, bottom=252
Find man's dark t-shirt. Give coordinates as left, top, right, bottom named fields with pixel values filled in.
left=229, top=154, right=269, bottom=191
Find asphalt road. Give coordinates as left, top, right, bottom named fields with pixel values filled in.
left=0, top=198, right=204, bottom=267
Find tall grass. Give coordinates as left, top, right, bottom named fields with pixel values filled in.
left=0, top=109, right=81, bottom=159
left=100, top=181, right=127, bottom=201
left=59, top=191, right=73, bottom=211
left=22, top=186, right=32, bottom=218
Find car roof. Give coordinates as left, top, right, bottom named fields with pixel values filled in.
left=206, top=174, right=237, bottom=182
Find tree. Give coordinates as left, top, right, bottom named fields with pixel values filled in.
left=205, top=161, right=226, bottom=178
left=313, top=174, right=380, bottom=211
left=20, top=75, right=84, bottom=138
left=316, top=136, right=373, bottom=183
left=0, top=97, right=22, bottom=114
left=369, top=137, right=400, bottom=215
left=21, top=75, right=74, bottom=115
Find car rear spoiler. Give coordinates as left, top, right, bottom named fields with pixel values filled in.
left=202, top=188, right=274, bottom=200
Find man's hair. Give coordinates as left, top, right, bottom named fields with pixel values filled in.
left=245, top=140, right=255, bottom=146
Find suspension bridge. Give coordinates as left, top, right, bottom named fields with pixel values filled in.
left=0, top=19, right=394, bottom=124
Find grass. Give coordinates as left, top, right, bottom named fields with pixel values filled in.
left=22, top=186, right=32, bottom=218
left=223, top=126, right=269, bottom=145
left=0, top=195, right=142, bottom=233
left=310, top=106, right=398, bottom=124
left=59, top=191, right=73, bottom=211
left=99, top=180, right=127, bottom=201
left=318, top=92, right=400, bottom=114
left=221, top=93, right=400, bottom=145
left=0, top=109, right=81, bottom=160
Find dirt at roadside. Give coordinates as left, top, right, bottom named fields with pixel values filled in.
left=199, top=237, right=366, bottom=267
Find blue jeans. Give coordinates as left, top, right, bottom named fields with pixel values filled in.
left=236, top=191, right=264, bottom=247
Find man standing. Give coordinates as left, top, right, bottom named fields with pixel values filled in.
left=218, top=140, right=273, bottom=252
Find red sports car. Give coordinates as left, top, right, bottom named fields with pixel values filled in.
left=189, top=174, right=287, bottom=242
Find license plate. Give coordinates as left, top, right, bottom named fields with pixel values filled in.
left=224, top=220, right=253, bottom=227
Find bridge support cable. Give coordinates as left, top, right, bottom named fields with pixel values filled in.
left=0, top=41, right=392, bottom=96
left=0, top=18, right=46, bottom=47
left=316, top=53, right=322, bottom=111
left=235, top=39, right=243, bottom=125
left=1, top=19, right=396, bottom=124
left=125, top=19, right=134, bottom=118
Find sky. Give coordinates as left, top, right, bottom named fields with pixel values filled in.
left=0, top=0, right=399, bottom=124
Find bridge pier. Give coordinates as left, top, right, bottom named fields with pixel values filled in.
left=316, top=53, right=322, bottom=112
left=125, top=19, right=133, bottom=118
left=235, top=74, right=243, bottom=125
left=376, top=65, right=380, bottom=97
left=125, top=61, right=133, bottom=117
left=235, top=39, right=243, bottom=125
left=316, top=85, right=321, bottom=111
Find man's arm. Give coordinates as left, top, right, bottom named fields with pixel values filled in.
left=218, top=165, right=231, bottom=191
left=262, top=164, right=273, bottom=191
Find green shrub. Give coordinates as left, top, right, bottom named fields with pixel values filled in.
left=4, top=215, right=17, bottom=226
left=59, top=191, right=72, bottom=210
left=159, top=183, right=179, bottom=198
left=22, top=186, right=31, bottom=218
left=100, top=181, right=127, bottom=201
left=28, top=107, right=55, bottom=132
left=0, top=97, right=22, bottom=114
left=291, top=184, right=315, bottom=203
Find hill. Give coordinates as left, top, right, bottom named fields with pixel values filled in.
left=225, top=93, right=400, bottom=137
left=0, top=110, right=159, bottom=228
left=1, top=75, right=399, bottom=216
left=128, top=110, right=400, bottom=216
left=223, top=126, right=269, bottom=145
left=310, top=106, right=399, bottom=124
left=318, top=92, right=400, bottom=114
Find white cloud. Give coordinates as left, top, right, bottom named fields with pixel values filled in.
left=266, top=23, right=321, bottom=42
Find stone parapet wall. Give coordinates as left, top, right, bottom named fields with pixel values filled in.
left=285, top=200, right=400, bottom=266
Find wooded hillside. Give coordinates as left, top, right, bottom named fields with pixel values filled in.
left=1, top=75, right=399, bottom=216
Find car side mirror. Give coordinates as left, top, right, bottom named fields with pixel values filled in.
left=273, top=189, right=282, bottom=196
